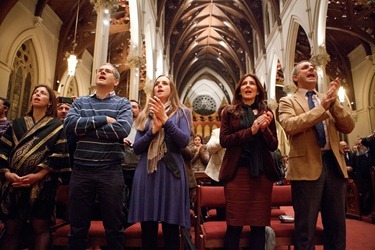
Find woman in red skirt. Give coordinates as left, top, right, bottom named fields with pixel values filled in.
left=219, top=73, right=278, bottom=249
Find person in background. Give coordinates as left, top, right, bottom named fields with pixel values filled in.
left=180, top=131, right=198, bottom=249
left=56, top=96, right=76, bottom=168
left=219, top=73, right=278, bottom=250
left=0, top=97, right=11, bottom=136
left=56, top=96, right=75, bottom=170
left=340, top=140, right=354, bottom=179
left=128, top=75, right=192, bottom=250
left=205, top=105, right=226, bottom=183
left=122, top=99, right=141, bottom=214
left=0, top=85, right=70, bottom=250
left=181, top=132, right=198, bottom=205
left=361, top=130, right=375, bottom=167
left=360, top=131, right=375, bottom=215
left=205, top=105, right=227, bottom=220
left=352, top=138, right=373, bottom=215
left=352, top=145, right=358, bottom=155
left=282, top=155, right=290, bottom=185
left=64, top=63, right=132, bottom=250
left=191, top=134, right=210, bottom=172
left=279, top=60, right=355, bottom=250
left=56, top=97, right=74, bottom=122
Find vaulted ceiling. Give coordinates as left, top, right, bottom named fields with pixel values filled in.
left=1, top=0, right=374, bottom=109
left=163, top=0, right=264, bottom=94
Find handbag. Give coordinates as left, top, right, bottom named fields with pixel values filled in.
left=263, top=149, right=285, bottom=182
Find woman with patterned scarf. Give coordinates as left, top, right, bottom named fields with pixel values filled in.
left=128, top=75, right=192, bottom=250
left=0, top=84, right=70, bottom=250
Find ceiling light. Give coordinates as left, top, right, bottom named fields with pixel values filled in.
left=338, top=86, right=345, bottom=103
left=67, top=0, right=80, bottom=76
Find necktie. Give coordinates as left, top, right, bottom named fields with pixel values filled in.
left=306, top=91, right=326, bottom=147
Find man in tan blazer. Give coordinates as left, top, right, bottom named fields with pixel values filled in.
left=279, top=61, right=355, bottom=250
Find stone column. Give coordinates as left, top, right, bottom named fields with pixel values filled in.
left=267, top=98, right=278, bottom=113
left=0, top=62, right=11, bottom=98
left=310, top=49, right=330, bottom=93
left=90, top=0, right=118, bottom=87
left=127, top=55, right=145, bottom=100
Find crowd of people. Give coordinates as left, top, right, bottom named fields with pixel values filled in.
left=340, top=135, right=375, bottom=216
left=0, top=60, right=374, bottom=250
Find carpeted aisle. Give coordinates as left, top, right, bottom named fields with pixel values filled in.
left=345, top=218, right=375, bottom=250
left=275, top=206, right=375, bottom=250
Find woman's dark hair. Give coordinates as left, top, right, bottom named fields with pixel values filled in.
left=26, top=84, right=57, bottom=117
left=195, top=134, right=203, bottom=144
left=217, top=104, right=226, bottom=121
left=229, top=73, right=267, bottom=116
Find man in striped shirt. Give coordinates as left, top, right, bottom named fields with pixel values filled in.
left=64, top=63, right=132, bottom=250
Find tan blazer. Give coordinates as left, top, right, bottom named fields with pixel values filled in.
left=279, top=90, right=355, bottom=181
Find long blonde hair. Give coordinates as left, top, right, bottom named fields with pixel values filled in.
left=136, top=75, right=190, bottom=130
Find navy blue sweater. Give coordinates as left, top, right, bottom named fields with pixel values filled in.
left=64, top=92, right=132, bottom=167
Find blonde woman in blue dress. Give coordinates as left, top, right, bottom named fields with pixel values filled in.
left=128, top=75, right=192, bottom=250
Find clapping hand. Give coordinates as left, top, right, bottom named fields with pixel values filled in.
left=322, top=77, right=340, bottom=110
left=149, top=96, right=168, bottom=133
left=152, top=114, right=163, bottom=133
left=256, top=111, right=273, bottom=131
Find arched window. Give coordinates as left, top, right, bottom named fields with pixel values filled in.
left=7, top=40, right=36, bottom=120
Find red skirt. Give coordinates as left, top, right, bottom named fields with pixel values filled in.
left=224, top=167, right=273, bottom=226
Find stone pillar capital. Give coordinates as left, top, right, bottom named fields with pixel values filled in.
left=143, top=80, right=153, bottom=96
left=128, top=55, right=145, bottom=68
left=283, top=83, right=297, bottom=94
left=90, top=0, right=119, bottom=12
left=310, top=53, right=330, bottom=67
left=267, top=98, right=278, bottom=111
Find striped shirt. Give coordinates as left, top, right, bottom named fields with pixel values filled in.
left=64, top=92, right=132, bottom=167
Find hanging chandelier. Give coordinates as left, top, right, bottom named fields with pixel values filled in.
left=338, top=86, right=346, bottom=103
left=68, top=0, right=80, bottom=76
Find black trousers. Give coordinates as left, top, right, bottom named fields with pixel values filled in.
left=68, top=164, right=125, bottom=250
left=140, top=221, right=180, bottom=250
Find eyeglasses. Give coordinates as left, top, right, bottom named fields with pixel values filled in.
left=96, top=68, right=114, bottom=74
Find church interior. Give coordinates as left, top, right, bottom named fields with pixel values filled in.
left=0, top=0, right=375, bottom=248
left=0, top=0, right=374, bottom=148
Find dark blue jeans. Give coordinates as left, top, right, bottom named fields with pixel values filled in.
left=68, top=164, right=125, bottom=250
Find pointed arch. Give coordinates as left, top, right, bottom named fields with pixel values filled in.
left=7, top=39, right=38, bottom=119
left=284, top=17, right=310, bottom=88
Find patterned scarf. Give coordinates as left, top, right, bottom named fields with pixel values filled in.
left=147, top=101, right=173, bottom=174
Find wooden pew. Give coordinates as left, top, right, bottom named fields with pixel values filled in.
left=195, top=185, right=324, bottom=249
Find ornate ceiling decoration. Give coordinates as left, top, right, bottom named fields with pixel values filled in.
left=0, top=0, right=374, bottom=107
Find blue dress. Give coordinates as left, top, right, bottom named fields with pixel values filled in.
left=128, top=108, right=191, bottom=228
